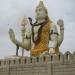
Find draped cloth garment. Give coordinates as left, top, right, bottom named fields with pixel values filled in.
left=31, top=20, right=51, bottom=56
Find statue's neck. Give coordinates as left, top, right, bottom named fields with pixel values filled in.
left=37, top=19, right=46, bottom=24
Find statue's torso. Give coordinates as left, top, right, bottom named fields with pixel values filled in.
left=31, top=21, right=51, bottom=56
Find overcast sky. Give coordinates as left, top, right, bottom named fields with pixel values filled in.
left=0, top=0, right=75, bottom=58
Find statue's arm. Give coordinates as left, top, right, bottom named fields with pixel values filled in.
left=49, top=23, right=58, bottom=49
left=9, top=28, right=31, bottom=50
left=57, top=19, right=64, bottom=46
left=14, top=39, right=31, bottom=50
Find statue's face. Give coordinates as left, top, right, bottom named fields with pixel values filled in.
left=35, top=7, right=47, bottom=21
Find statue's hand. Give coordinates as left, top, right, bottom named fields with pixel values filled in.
left=40, top=51, right=50, bottom=56
left=9, top=29, right=16, bottom=43
left=49, top=48, right=55, bottom=54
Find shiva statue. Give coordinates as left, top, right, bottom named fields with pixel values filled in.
left=9, top=1, right=64, bottom=56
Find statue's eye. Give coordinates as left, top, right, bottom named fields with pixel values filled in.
left=39, top=8, right=41, bottom=11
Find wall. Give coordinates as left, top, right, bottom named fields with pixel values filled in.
left=0, top=51, right=75, bottom=75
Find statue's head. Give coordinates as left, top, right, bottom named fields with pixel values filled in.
left=21, top=17, right=28, bottom=26
left=35, top=1, right=48, bottom=21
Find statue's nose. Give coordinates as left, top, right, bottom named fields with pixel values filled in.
left=36, top=12, right=40, bottom=16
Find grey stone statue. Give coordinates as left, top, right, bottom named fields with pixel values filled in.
left=9, top=1, right=64, bottom=56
